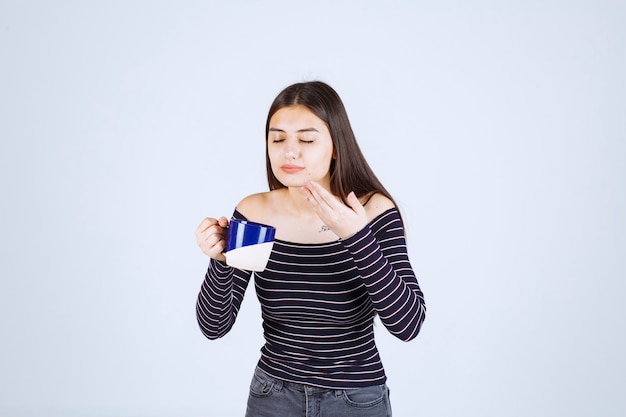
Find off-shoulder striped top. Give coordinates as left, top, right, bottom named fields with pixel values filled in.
left=196, top=207, right=425, bottom=389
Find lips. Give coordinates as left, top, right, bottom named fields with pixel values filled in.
left=280, top=165, right=304, bottom=174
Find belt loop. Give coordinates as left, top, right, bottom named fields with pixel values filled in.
left=273, top=377, right=284, bottom=392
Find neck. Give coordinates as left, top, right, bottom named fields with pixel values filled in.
left=285, top=185, right=316, bottom=214
left=284, top=179, right=332, bottom=216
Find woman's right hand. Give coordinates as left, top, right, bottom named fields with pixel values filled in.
left=195, top=216, right=229, bottom=262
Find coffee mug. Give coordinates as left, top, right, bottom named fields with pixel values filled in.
left=224, top=219, right=276, bottom=271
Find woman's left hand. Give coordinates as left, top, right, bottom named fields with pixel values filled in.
left=301, top=180, right=367, bottom=239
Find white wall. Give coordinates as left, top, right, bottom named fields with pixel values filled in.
left=1, top=1, right=624, bottom=416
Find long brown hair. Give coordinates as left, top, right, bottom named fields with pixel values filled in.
left=265, top=81, right=397, bottom=209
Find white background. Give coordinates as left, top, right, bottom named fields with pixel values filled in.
left=1, top=1, right=625, bottom=416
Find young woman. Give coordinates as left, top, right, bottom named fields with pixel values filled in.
left=195, top=81, right=426, bottom=417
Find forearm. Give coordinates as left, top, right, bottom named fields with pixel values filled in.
left=196, top=258, right=248, bottom=339
left=342, top=227, right=426, bottom=341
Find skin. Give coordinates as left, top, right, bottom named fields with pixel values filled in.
left=195, top=105, right=394, bottom=261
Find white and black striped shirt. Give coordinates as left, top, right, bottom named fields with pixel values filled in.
left=196, top=207, right=426, bottom=389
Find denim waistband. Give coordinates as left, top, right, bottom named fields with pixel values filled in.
left=255, top=367, right=340, bottom=393
left=254, top=366, right=386, bottom=393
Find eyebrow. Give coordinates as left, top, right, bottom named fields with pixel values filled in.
left=268, top=127, right=319, bottom=133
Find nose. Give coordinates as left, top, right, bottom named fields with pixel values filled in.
left=285, top=146, right=300, bottom=160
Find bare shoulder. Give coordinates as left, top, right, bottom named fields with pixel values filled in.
left=235, top=192, right=270, bottom=219
left=363, top=193, right=396, bottom=221
left=236, top=189, right=285, bottom=223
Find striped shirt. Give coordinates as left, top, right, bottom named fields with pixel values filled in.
left=196, top=207, right=426, bottom=389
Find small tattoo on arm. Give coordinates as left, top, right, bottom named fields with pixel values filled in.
left=319, top=225, right=330, bottom=232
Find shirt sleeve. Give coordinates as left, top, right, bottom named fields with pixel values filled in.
left=196, top=211, right=253, bottom=340
left=340, top=208, right=426, bottom=341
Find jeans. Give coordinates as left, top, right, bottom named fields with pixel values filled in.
left=245, top=367, right=392, bottom=417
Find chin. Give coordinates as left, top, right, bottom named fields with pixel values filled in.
left=282, top=180, right=307, bottom=188
left=274, top=174, right=305, bottom=188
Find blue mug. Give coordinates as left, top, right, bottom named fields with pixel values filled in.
left=225, top=220, right=276, bottom=271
